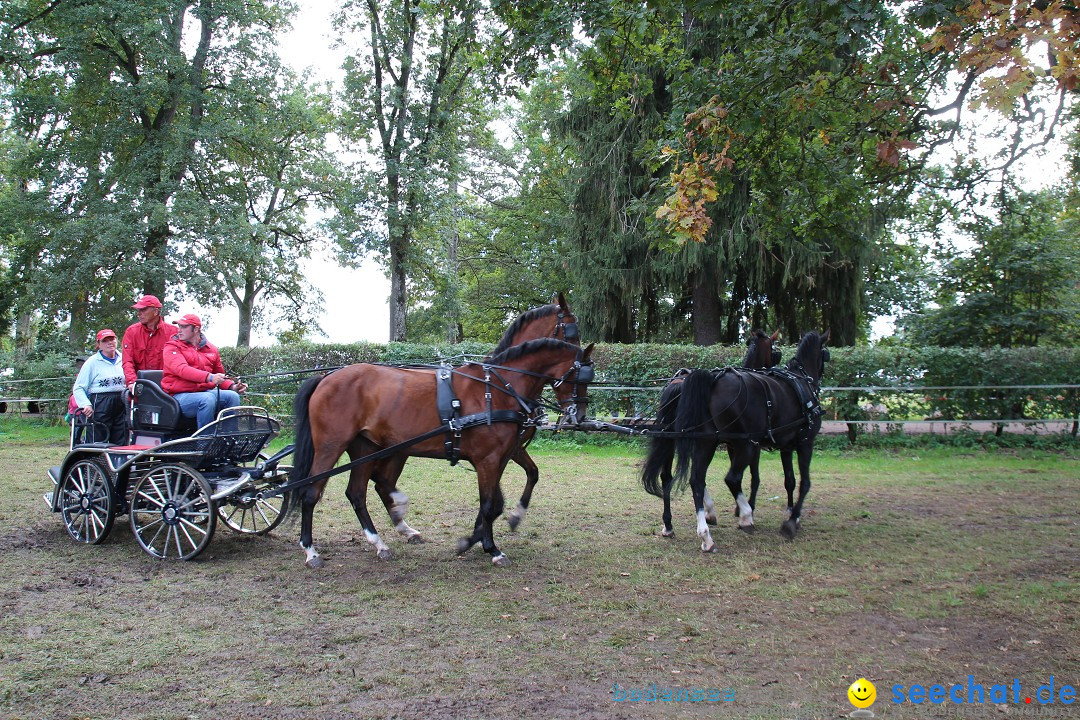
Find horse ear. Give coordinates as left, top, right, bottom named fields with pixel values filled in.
left=583, top=342, right=595, bottom=358
left=770, top=328, right=780, bottom=342
left=557, top=291, right=568, bottom=310
left=820, top=329, right=831, bottom=345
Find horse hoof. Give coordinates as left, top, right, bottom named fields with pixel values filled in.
left=738, top=523, right=756, bottom=533
left=491, top=554, right=511, bottom=567
left=376, top=548, right=393, bottom=560
left=507, top=514, right=521, bottom=531
left=705, top=514, right=718, bottom=526
left=305, top=556, right=325, bottom=569
left=700, top=541, right=717, bottom=553
left=780, top=520, right=798, bottom=540
left=406, top=534, right=425, bottom=544
left=456, top=537, right=472, bottom=555
left=660, top=528, right=675, bottom=538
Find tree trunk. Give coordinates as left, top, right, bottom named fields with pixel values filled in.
left=236, top=275, right=255, bottom=348
left=69, top=292, right=89, bottom=348
left=445, top=180, right=460, bottom=344
left=15, top=311, right=33, bottom=357
left=389, top=235, right=408, bottom=342
left=691, top=267, right=723, bottom=346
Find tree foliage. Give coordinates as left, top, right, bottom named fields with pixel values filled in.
left=901, top=185, right=1080, bottom=346
left=0, top=0, right=338, bottom=348
left=334, top=0, right=503, bottom=342
left=175, top=68, right=340, bottom=347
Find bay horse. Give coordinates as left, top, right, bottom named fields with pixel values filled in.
left=488, top=294, right=581, bottom=530
left=354, top=294, right=580, bottom=538
left=289, top=338, right=595, bottom=568
left=672, top=330, right=830, bottom=550
left=640, top=330, right=781, bottom=537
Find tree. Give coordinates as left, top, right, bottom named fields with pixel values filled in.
left=175, top=67, right=341, bottom=347
left=334, top=0, right=503, bottom=342
left=1, top=0, right=297, bottom=346
left=901, top=185, right=1080, bottom=346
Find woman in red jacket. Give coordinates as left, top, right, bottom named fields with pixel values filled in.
left=162, top=314, right=248, bottom=428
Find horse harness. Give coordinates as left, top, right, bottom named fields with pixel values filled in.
left=706, top=363, right=824, bottom=445
left=436, top=364, right=533, bottom=466
left=263, top=356, right=592, bottom=498
left=435, top=354, right=594, bottom=465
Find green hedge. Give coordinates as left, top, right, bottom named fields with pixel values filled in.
left=220, top=342, right=1080, bottom=429
left=6, top=342, right=1079, bottom=431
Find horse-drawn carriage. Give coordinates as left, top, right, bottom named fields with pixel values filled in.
left=44, top=371, right=293, bottom=560
left=43, top=294, right=830, bottom=565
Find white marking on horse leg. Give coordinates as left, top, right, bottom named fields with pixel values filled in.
left=364, top=529, right=393, bottom=560
left=736, top=493, right=754, bottom=529
left=784, top=506, right=793, bottom=521
left=301, top=541, right=323, bottom=568
left=507, top=501, right=527, bottom=528
left=660, top=525, right=675, bottom=538
left=388, top=490, right=409, bottom=522
left=704, top=488, right=717, bottom=524
left=696, top=509, right=716, bottom=553
left=394, top=519, right=425, bottom=543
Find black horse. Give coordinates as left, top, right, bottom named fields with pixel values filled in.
left=671, top=330, right=830, bottom=550
left=640, top=330, right=780, bottom=538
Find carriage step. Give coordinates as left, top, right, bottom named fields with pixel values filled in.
left=43, top=491, right=54, bottom=510
left=211, top=473, right=253, bottom=501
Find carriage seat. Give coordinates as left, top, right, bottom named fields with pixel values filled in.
left=131, top=370, right=197, bottom=443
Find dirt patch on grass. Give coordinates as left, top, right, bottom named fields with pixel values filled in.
left=1, top=443, right=1078, bottom=719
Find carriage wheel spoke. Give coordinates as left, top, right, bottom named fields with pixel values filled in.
left=255, top=500, right=279, bottom=527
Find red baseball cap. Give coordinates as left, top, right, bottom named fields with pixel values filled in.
left=96, top=329, right=117, bottom=342
left=132, top=295, right=163, bottom=309
left=175, top=313, right=202, bottom=328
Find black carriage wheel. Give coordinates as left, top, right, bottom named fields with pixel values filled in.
left=216, top=452, right=292, bottom=535
left=59, top=458, right=115, bottom=545
left=216, top=488, right=291, bottom=535
left=129, top=463, right=216, bottom=560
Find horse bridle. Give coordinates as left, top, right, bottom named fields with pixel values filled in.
left=551, top=352, right=593, bottom=425
left=553, top=309, right=579, bottom=343
left=478, top=347, right=593, bottom=426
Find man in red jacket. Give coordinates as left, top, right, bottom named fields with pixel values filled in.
left=122, top=295, right=178, bottom=392
left=162, top=313, right=248, bottom=428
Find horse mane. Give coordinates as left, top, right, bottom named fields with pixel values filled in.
left=485, top=337, right=574, bottom=366
left=489, top=304, right=560, bottom=357
left=789, top=331, right=822, bottom=368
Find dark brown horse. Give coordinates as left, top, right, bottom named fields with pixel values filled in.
left=673, top=331, right=830, bottom=550
left=289, top=338, right=595, bottom=567
left=640, top=330, right=780, bottom=537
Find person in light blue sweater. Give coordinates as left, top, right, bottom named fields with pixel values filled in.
left=72, top=329, right=128, bottom=444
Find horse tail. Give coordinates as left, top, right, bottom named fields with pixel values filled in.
left=673, top=369, right=715, bottom=488
left=640, top=382, right=682, bottom=497
left=286, top=374, right=326, bottom=516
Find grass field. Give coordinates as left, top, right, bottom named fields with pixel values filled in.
left=1, top=420, right=1078, bottom=719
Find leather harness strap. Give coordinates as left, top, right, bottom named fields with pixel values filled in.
left=436, top=364, right=464, bottom=465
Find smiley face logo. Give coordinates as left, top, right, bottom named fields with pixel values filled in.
left=848, top=678, right=876, bottom=709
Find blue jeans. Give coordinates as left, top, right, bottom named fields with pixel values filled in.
left=174, top=389, right=241, bottom=428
